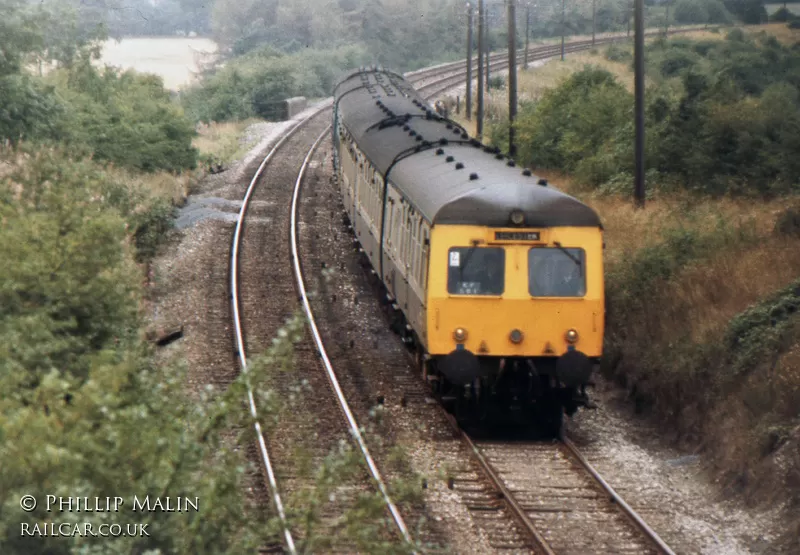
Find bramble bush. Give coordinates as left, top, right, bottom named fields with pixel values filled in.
left=0, top=149, right=270, bottom=554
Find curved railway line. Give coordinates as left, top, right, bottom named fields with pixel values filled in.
left=228, top=28, right=705, bottom=553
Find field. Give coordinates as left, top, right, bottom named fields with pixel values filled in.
left=98, top=37, right=218, bottom=91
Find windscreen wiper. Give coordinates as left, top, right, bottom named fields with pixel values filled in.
left=553, top=241, right=582, bottom=271
left=459, top=243, right=479, bottom=276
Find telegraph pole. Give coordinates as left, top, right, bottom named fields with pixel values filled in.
left=477, top=0, right=485, bottom=138
left=592, top=0, right=596, bottom=45
left=634, top=0, right=645, bottom=207
left=466, top=3, right=473, bottom=120
left=484, top=3, right=490, bottom=92
left=508, top=0, right=518, bottom=156
left=561, top=0, right=566, bottom=61
left=524, top=3, right=530, bottom=69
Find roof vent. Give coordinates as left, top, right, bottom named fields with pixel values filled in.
left=439, top=138, right=448, bottom=145
left=446, top=123, right=453, bottom=129
left=452, top=128, right=461, bottom=135
left=522, top=169, right=532, bottom=176
left=461, top=133, right=469, bottom=139
left=409, top=130, right=417, bottom=136
left=538, top=179, right=548, bottom=187
left=469, top=173, right=479, bottom=180
left=436, top=148, right=445, bottom=155
left=376, top=100, right=382, bottom=106
left=455, top=162, right=465, bottom=170
left=507, top=160, right=516, bottom=167
left=446, top=156, right=455, bottom=162
left=403, top=125, right=410, bottom=131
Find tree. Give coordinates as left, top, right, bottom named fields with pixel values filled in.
left=723, top=0, right=768, bottom=24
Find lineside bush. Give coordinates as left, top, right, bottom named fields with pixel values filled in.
left=0, top=148, right=269, bottom=553
left=506, top=32, right=800, bottom=197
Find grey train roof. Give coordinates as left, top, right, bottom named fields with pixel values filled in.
left=334, top=68, right=602, bottom=228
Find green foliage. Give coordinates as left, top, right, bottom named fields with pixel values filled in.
left=673, top=0, right=733, bottom=24
left=0, top=151, right=140, bottom=377
left=0, top=75, right=65, bottom=145
left=723, top=0, right=769, bottom=24
left=725, top=280, right=800, bottom=376
left=517, top=34, right=800, bottom=197
left=182, top=45, right=368, bottom=123
left=771, top=6, right=795, bottom=21
left=50, top=61, right=198, bottom=172
left=515, top=67, right=633, bottom=185
left=605, top=43, right=632, bottom=63
left=488, top=76, right=505, bottom=90
left=674, top=0, right=710, bottom=23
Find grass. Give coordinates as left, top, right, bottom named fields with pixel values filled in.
left=193, top=120, right=257, bottom=162
left=745, top=22, right=800, bottom=44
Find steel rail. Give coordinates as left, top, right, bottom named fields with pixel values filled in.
left=289, top=127, right=417, bottom=551
left=405, top=24, right=714, bottom=82
left=459, top=424, right=556, bottom=554
left=562, top=437, right=676, bottom=555
left=230, top=104, right=330, bottom=555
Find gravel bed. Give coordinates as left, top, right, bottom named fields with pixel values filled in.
left=568, top=376, right=789, bottom=554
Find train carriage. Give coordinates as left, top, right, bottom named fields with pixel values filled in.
left=333, top=68, right=604, bottom=430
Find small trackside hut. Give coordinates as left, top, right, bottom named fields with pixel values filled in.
left=332, top=67, right=605, bottom=433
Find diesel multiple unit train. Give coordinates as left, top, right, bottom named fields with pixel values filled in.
left=332, top=68, right=604, bottom=430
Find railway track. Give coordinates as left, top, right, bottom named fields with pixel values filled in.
left=228, top=25, right=708, bottom=552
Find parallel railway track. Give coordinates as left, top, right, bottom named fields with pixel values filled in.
left=229, top=25, right=709, bottom=553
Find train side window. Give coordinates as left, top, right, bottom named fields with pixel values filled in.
left=447, top=247, right=505, bottom=296
left=421, top=227, right=430, bottom=291
left=411, top=217, right=421, bottom=285
left=404, top=209, right=412, bottom=267
left=398, top=205, right=407, bottom=261
left=386, top=200, right=395, bottom=247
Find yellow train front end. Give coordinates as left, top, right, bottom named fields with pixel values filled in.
left=426, top=223, right=604, bottom=427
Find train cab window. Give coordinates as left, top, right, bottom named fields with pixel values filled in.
left=528, top=247, right=586, bottom=297
left=447, top=247, right=505, bottom=296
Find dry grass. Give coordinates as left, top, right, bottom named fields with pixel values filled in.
left=632, top=235, right=800, bottom=345
left=750, top=22, right=800, bottom=45
left=193, top=120, right=256, bottom=163
left=118, top=168, right=193, bottom=206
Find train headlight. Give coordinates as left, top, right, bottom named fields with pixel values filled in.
left=565, top=329, right=579, bottom=343
left=510, top=210, right=525, bottom=226
left=453, top=327, right=468, bottom=343
left=509, top=329, right=524, bottom=344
